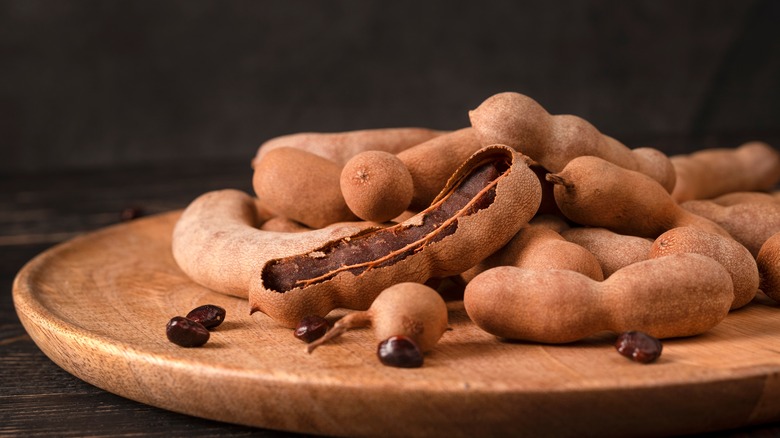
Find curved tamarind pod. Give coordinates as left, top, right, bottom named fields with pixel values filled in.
left=561, top=227, right=652, bottom=278
left=461, top=222, right=604, bottom=282
left=253, top=147, right=358, bottom=228
left=670, top=141, right=780, bottom=203
left=756, top=232, right=780, bottom=302
left=172, top=190, right=374, bottom=299
left=464, top=253, right=733, bottom=343
left=680, top=200, right=780, bottom=257
left=252, top=127, right=446, bottom=168
left=546, top=155, right=731, bottom=239
left=396, top=127, right=484, bottom=211
left=468, top=91, right=676, bottom=192
left=648, top=227, right=759, bottom=310
left=250, top=145, right=542, bottom=327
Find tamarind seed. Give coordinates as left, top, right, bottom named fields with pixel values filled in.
left=377, top=335, right=424, bottom=368
left=186, top=304, right=226, bottom=329
left=119, top=206, right=145, bottom=222
left=615, top=331, right=663, bottom=363
left=166, top=316, right=210, bottom=347
left=295, top=315, right=329, bottom=343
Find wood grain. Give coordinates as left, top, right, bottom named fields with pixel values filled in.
left=12, top=211, right=780, bottom=437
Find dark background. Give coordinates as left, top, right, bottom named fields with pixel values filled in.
left=2, top=0, right=780, bottom=175
left=3, top=2, right=780, bottom=436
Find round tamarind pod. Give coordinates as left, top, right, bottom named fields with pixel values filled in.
left=253, top=127, right=446, bottom=168
left=560, top=227, right=651, bottom=278
left=464, top=253, right=734, bottom=343
left=253, top=147, right=357, bottom=229
left=671, top=141, right=780, bottom=203
left=757, top=232, right=780, bottom=302
left=396, top=127, right=485, bottom=211
left=468, top=91, right=676, bottom=193
left=339, top=151, right=414, bottom=222
left=648, top=226, right=759, bottom=310
left=546, top=155, right=731, bottom=239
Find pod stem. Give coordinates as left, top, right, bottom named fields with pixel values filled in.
left=306, top=311, right=372, bottom=354
left=545, top=173, right=574, bottom=190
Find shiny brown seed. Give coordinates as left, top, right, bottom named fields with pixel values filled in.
left=166, top=316, right=210, bottom=347
left=294, top=315, right=329, bottom=343
left=186, top=304, right=226, bottom=329
left=615, top=331, right=663, bottom=363
left=377, top=335, right=424, bottom=368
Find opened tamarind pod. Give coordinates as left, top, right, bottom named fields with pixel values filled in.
left=252, top=127, right=446, bottom=168
left=560, top=227, right=652, bottom=278
left=756, top=231, right=780, bottom=302
left=461, top=220, right=604, bottom=282
left=464, top=253, right=733, bottom=344
left=546, top=155, right=731, bottom=239
left=468, top=91, right=676, bottom=192
left=172, top=189, right=375, bottom=299
left=648, top=227, right=758, bottom=310
left=249, top=145, right=542, bottom=327
left=253, top=147, right=358, bottom=228
left=680, top=200, right=780, bottom=257
left=670, top=141, right=780, bottom=203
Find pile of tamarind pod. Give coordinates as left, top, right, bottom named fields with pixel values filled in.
left=172, top=90, right=780, bottom=350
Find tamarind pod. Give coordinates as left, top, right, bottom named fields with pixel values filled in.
left=396, top=127, right=485, bottom=211
left=259, top=216, right=311, bottom=233
left=547, top=155, right=731, bottom=239
left=250, top=145, right=542, bottom=327
left=461, top=223, right=604, bottom=282
left=648, top=226, right=759, bottom=310
left=253, top=147, right=358, bottom=228
left=710, top=191, right=779, bottom=207
left=468, top=91, right=676, bottom=192
left=252, top=127, right=447, bottom=168
left=680, top=200, right=780, bottom=257
left=464, top=253, right=733, bottom=343
left=172, top=190, right=375, bottom=299
left=670, top=141, right=780, bottom=203
left=756, top=232, right=780, bottom=302
left=560, top=227, right=652, bottom=278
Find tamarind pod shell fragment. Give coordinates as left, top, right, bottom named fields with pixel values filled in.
left=464, top=253, right=733, bottom=344
left=250, top=145, right=542, bottom=327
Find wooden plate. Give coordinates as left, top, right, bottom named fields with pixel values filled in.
left=12, top=212, right=780, bottom=437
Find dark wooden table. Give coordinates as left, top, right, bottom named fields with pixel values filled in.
left=2, top=161, right=780, bottom=437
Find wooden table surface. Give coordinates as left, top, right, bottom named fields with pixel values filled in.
left=3, top=160, right=780, bottom=437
